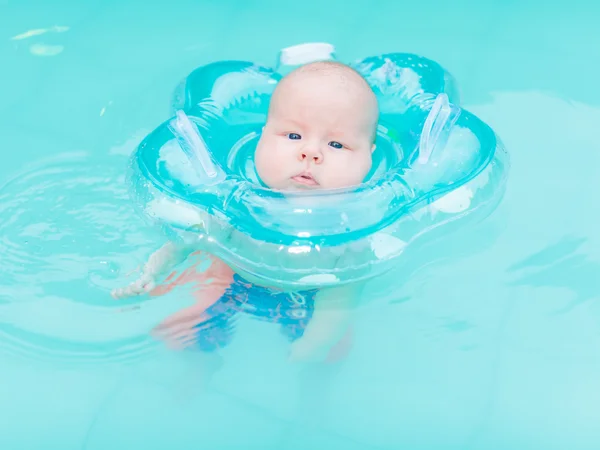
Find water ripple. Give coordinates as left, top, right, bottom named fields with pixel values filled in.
left=0, top=150, right=170, bottom=364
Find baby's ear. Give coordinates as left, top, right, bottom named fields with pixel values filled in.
left=371, top=143, right=376, bottom=153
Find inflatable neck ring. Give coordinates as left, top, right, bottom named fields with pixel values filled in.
left=130, top=43, right=509, bottom=289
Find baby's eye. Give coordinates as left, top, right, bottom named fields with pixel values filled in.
left=328, top=141, right=343, bottom=149
left=287, top=133, right=302, bottom=140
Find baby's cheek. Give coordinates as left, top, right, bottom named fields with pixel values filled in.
left=255, top=150, right=281, bottom=186
left=331, top=158, right=371, bottom=187
left=354, top=152, right=373, bottom=178
left=255, top=156, right=270, bottom=182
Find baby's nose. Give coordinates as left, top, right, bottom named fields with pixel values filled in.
left=298, top=145, right=323, bottom=164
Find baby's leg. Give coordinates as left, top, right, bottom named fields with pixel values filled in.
left=151, top=257, right=236, bottom=349
left=288, top=283, right=362, bottom=363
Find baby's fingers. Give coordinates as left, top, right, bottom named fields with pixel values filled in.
left=111, top=278, right=155, bottom=299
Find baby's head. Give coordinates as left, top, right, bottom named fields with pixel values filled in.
left=255, top=61, right=379, bottom=191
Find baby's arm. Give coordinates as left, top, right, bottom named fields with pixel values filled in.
left=289, top=282, right=364, bottom=362
left=112, top=240, right=196, bottom=299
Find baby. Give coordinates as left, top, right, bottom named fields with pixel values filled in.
left=113, top=61, right=379, bottom=361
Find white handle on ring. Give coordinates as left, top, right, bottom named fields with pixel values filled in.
left=418, top=93, right=460, bottom=164
left=169, top=110, right=224, bottom=185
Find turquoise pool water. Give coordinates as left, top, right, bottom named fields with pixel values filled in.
left=2, top=0, right=600, bottom=448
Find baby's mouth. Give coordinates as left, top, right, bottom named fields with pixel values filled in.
left=291, top=172, right=319, bottom=186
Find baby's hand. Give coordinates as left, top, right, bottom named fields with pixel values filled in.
left=111, top=273, right=156, bottom=299
left=111, top=240, right=193, bottom=299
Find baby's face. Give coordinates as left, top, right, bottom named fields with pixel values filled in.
left=255, top=64, right=378, bottom=191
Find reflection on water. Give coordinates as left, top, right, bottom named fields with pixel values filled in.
left=0, top=149, right=170, bottom=363
left=507, top=235, right=599, bottom=315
